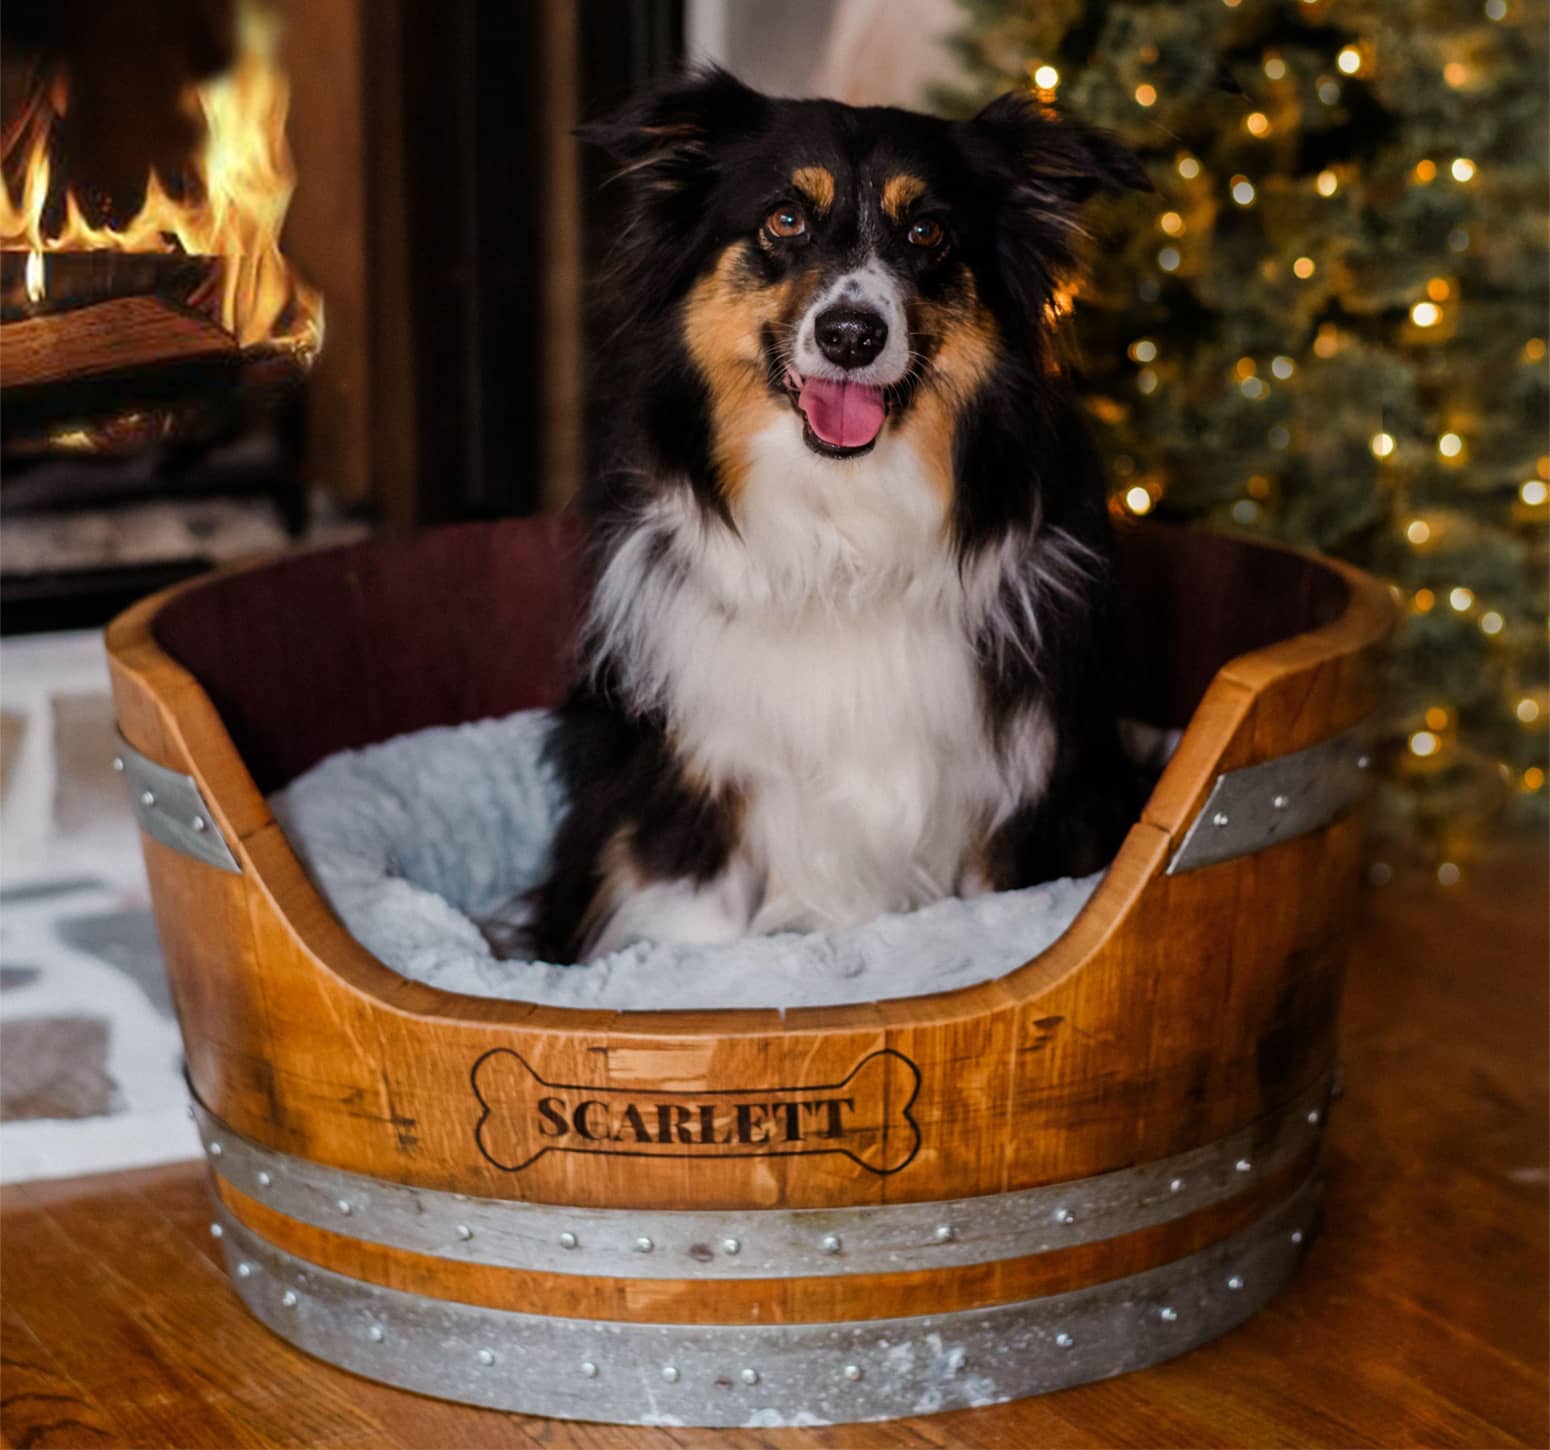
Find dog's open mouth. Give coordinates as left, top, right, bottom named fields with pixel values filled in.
left=783, top=369, right=887, bottom=458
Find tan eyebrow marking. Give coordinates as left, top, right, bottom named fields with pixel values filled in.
left=790, top=166, right=835, bottom=214
left=881, top=173, right=927, bottom=221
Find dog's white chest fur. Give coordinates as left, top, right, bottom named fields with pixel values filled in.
left=588, top=421, right=1054, bottom=947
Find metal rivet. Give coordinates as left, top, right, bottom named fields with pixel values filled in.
left=209, top=1222, right=223, bottom=1238
left=256, top=1170, right=272, bottom=1188
left=1307, top=1108, right=1321, bottom=1125
left=821, top=1234, right=842, bottom=1254
left=1235, top=1158, right=1252, bottom=1173
left=740, top=1368, right=759, bottom=1385
left=559, top=1231, right=579, bottom=1249
left=367, top=1325, right=385, bottom=1343
left=336, top=1199, right=353, bottom=1215
left=843, top=1364, right=863, bottom=1381
left=1054, top=1207, right=1075, bottom=1225
left=1159, top=1306, right=1179, bottom=1322
left=236, top=1262, right=253, bottom=1278
left=1212, top=810, right=1230, bottom=827
left=1169, top=1177, right=1185, bottom=1194
left=1290, top=1230, right=1305, bottom=1245
left=634, top=1236, right=654, bottom=1254
left=140, top=790, right=156, bottom=808
left=456, top=1223, right=473, bottom=1241
left=661, top=1366, right=679, bottom=1383
left=191, top=816, right=208, bottom=833
left=1227, top=1274, right=1245, bottom=1291
left=1272, top=794, right=1290, bottom=810
left=208, top=1141, right=223, bottom=1157
left=477, top=1349, right=496, bottom=1366
left=112, top=756, right=126, bottom=773
left=934, top=1224, right=955, bottom=1242
left=581, top=1361, right=599, bottom=1378
left=281, top=1290, right=298, bottom=1308
left=1357, top=754, right=1371, bottom=770
left=722, top=1236, right=741, bottom=1255
left=1055, top=1332, right=1074, bottom=1349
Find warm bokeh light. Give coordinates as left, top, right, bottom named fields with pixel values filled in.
left=1409, top=730, right=1441, bottom=757
left=1032, top=64, right=1060, bottom=89
left=1316, top=169, right=1339, bottom=196
left=1337, top=46, right=1362, bottom=74
left=1245, top=111, right=1270, bottom=137
left=1406, top=518, right=1432, bottom=544
left=1451, top=156, right=1476, bottom=182
left=1129, top=338, right=1158, bottom=363
left=1480, top=611, right=1504, bottom=636
left=1371, top=432, right=1396, bottom=458
left=1411, top=301, right=1442, bottom=327
left=1177, top=155, right=1201, bottom=180
left=1414, top=588, right=1436, bottom=611
left=1520, top=479, right=1549, bottom=506
left=1517, top=697, right=1542, bottom=724
left=1293, top=256, right=1316, bottom=278
left=1449, top=586, right=1474, bottom=611
left=1124, top=485, right=1154, bottom=514
left=1135, top=84, right=1158, bottom=107
left=1231, top=176, right=1256, bottom=206
left=1425, top=706, right=1451, bottom=731
left=1271, top=355, right=1295, bottom=379
left=1414, top=159, right=1438, bottom=183
left=1264, top=55, right=1287, bottom=79
left=1426, top=277, right=1451, bottom=301
left=1158, top=246, right=1181, bottom=272
left=1160, top=210, right=1184, bottom=235
left=1438, top=432, right=1463, bottom=458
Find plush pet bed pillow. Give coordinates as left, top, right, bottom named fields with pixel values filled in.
left=268, top=710, right=1104, bottom=1013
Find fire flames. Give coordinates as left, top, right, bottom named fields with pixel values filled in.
left=1, top=3, right=322, bottom=359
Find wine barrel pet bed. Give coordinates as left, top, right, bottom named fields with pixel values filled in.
left=106, top=516, right=1393, bottom=1428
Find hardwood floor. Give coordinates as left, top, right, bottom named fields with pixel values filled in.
left=4, top=848, right=1546, bottom=1449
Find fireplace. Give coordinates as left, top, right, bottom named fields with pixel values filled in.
left=0, top=0, right=688, bottom=634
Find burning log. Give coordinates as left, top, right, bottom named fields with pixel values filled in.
left=1, top=294, right=237, bottom=392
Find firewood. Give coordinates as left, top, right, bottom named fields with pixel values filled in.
left=0, top=295, right=237, bottom=391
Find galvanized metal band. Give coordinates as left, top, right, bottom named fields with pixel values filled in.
left=115, top=732, right=240, bottom=874
left=1167, top=723, right=1375, bottom=874
left=193, top=1071, right=1330, bottom=1281
left=212, top=1173, right=1318, bottom=1427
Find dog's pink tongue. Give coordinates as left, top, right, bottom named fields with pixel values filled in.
left=797, top=377, right=886, bottom=450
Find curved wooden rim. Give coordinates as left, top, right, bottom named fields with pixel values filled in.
left=105, top=523, right=1396, bottom=1041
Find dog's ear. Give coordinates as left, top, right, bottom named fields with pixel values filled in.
left=579, top=67, right=771, bottom=195
left=963, top=92, right=1152, bottom=205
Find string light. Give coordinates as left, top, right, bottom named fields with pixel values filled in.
left=1124, top=485, right=1154, bottom=514
left=1247, top=474, right=1272, bottom=499
left=1411, top=301, right=1442, bottom=327
left=1177, top=155, right=1201, bottom=180
left=1135, top=83, right=1158, bottom=107
left=1480, top=611, right=1504, bottom=636
left=1032, top=64, right=1060, bottom=89
left=1157, top=246, right=1181, bottom=272
left=1451, top=157, right=1476, bottom=182
left=1317, top=76, right=1341, bottom=104
left=1271, top=355, right=1295, bottom=379
left=1414, top=588, right=1436, bottom=611
left=1240, top=377, right=1267, bottom=399
left=1314, top=324, right=1339, bottom=357
left=1449, top=586, right=1474, bottom=611
left=1245, top=111, right=1270, bottom=137
left=1264, top=55, right=1287, bottom=80
left=1414, top=159, right=1438, bottom=183
left=1371, top=432, right=1396, bottom=458
left=1160, top=210, right=1184, bottom=235
left=1524, top=339, right=1547, bottom=362
left=1426, top=277, right=1451, bottom=301
left=1438, top=432, right=1463, bottom=458
left=1231, top=176, right=1256, bottom=206
left=1316, top=169, right=1339, bottom=196
left=1129, top=338, right=1158, bottom=363
left=1437, top=862, right=1461, bottom=887
left=1406, top=518, right=1431, bottom=544
left=1517, top=697, right=1542, bottom=723
left=1409, top=730, right=1441, bottom=757
left=1293, top=256, right=1316, bottom=278
left=1336, top=46, right=1362, bottom=75
left=1234, top=357, right=1257, bottom=379
left=1425, top=706, right=1451, bottom=731
left=1524, top=767, right=1546, bottom=792
left=1443, top=62, right=1471, bottom=88
left=1137, top=367, right=1159, bottom=394
left=1520, top=480, right=1548, bottom=506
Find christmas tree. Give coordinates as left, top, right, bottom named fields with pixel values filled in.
left=936, top=0, right=1549, bottom=876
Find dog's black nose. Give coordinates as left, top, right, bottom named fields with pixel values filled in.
left=815, top=307, right=888, bottom=369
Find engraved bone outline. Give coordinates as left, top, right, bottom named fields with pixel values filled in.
left=470, top=1047, right=922, bottom=1175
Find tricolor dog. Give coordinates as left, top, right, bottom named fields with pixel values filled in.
left=532, top=71, right=1151, bottom=963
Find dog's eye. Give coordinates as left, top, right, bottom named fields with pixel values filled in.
left=766, top=205, right=808, bottom=239
left=906, top=218, right=944, bottom=249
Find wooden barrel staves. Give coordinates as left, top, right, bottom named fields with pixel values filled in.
left=106, top=515, right=1394, bottom=1427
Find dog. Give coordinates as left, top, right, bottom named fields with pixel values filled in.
left=531, top=70, right=1152, bottom=964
